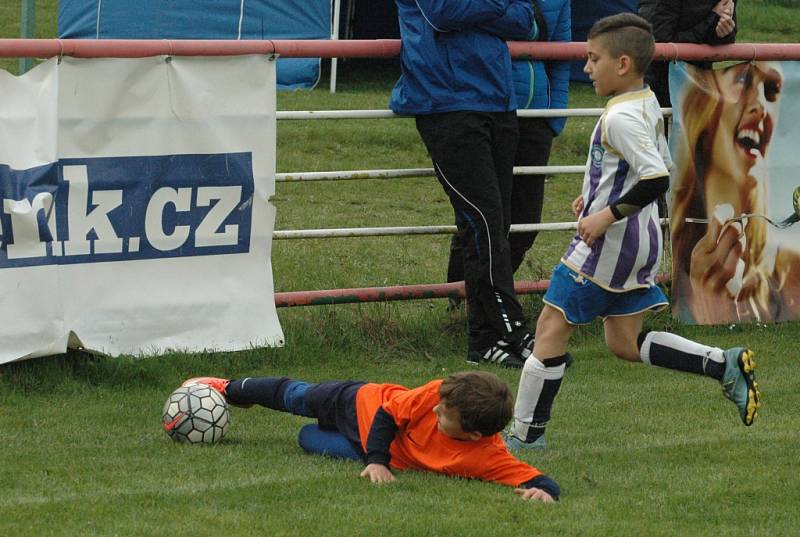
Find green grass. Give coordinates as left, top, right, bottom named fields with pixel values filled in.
left=2, top=314, right=798, bottom=537
left=2, top=2, right=800, bottom=536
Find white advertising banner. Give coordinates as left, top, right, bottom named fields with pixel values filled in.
left=0, top=55, right=284, bottom=363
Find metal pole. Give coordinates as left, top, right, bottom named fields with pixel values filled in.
left=274, top=279, right=552, bottom=307
left=4, top=40, right=800, bottom=62
left=19, top=0, right=36, bottom=74
left=329, top=0, right=341, bottom=93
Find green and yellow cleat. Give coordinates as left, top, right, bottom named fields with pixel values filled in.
left=721, top=348, right=761, bottom=426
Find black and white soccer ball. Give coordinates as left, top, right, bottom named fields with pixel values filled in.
left=162, top=383, right=229, bottom=444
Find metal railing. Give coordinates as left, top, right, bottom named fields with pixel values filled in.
left=3, top=38, right=791, bottom=305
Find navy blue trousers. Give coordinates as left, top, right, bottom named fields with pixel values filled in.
left=416, top=111, right=531, bottom=352
left=226, top=377, right=365, bottom=461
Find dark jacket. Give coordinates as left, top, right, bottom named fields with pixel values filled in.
left=649, top=0, right=737, bottom=45
left=390, top=0, right=536, bottom=115
left=642, top=0, right=737, bottom=106
left=511, top=0, right=571, bottom=135
left=638, top=0, right=658, bottom=22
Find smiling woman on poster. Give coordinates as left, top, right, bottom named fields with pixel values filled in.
left=670, top=61, right=800, bottom=324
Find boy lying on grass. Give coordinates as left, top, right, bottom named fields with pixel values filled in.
left=182, top=371, right=560, bottom=503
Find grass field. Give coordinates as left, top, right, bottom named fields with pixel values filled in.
left=2, top=2, right=800, bottom=536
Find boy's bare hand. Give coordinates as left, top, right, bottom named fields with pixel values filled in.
left=572, top=195, right=585, bottom=218
left=360, top=463, right=395, bottom=484
left=577, top=207, right=616, bottom=247
left=514, top=487, right=555, bottom=503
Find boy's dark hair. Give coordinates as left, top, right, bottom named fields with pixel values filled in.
left=588, top=13, right=655, bottom=75
left=439, top=371, right=513, bottom=436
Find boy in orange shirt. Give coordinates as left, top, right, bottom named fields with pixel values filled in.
left=182, top=371, right=559, bottom=503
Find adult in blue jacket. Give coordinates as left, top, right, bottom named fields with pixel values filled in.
left=508, top=0, right=571, bottom=271
left=447, top=0, right=571, bottom=286
left=391, top=0, right=538, bottom=368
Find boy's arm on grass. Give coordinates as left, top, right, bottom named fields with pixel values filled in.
left=514, top=474, right=561, bottom=503
left=361, top=407, right=399, bottom=483
left=514, top=487, right=555, bottom=503
left=360, top=463, right=395, bottom=484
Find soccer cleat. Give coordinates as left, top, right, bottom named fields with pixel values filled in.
left=181, top=377, right=251, bottom=408
left=721, top=348, right=760, bottom=426
left=467, top=343, right=525, bottom=369
left=502, top=431, right=547, bottom=451
left=515, top=332, right=535, bottom=360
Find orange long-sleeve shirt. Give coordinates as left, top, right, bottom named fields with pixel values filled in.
left=355, top=379, right=542, bottom=487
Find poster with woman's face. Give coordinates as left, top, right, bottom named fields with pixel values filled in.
left=668, top=61, right=800, bottom=324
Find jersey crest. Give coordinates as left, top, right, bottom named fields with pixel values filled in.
left=590, top=144, right=605, bottom=168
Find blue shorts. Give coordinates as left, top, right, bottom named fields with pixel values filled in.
left=543, top=263, right=668, bottom=325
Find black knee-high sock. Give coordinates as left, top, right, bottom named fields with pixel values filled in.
left=638, top=332, right=725, bottom=381
left=226, top=377, right=292, bottom=409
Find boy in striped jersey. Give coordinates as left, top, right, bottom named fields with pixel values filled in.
left=506, top=13, right=760, bottom=450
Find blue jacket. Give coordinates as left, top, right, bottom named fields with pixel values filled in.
left=511, top=0, right=571, bottom=135
left=390, top=0, right=537, bottom=115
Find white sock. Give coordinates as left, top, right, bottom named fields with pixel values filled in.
left=512, top=355, right=565, bottom=441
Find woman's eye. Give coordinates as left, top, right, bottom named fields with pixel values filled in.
left=764, top=81, right=781, bottom=102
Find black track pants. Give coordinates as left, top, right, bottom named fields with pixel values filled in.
left=416, top=111, right=530, bottom=352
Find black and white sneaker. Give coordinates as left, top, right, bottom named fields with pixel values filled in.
left=467, top=343, right=526, bottom=369
left=515, top=332, right=535, bottom=360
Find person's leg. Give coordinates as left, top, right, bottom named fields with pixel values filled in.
left=302, top=381, right=367, bottom=455
left=416, top=111, right=532, bottom=361
left=229, top=378, right=370, bottom=458
left=297, top=424, right=362, bottom=461
left=491, top=111, right=519, bottom=236
left=486, top=111, right=534, bottom=357
left=602, top=313, right=646, bottom=363
left=225, top=377, right=315, bottom=416
left=486, top=111, right=536, bottom=358
left=447, top=233, right=465, bottom=284
left=446, top=228, right=466, bottom=309
left=509, top=118, right=554, bottom=273
left=509, top=304, right=576, bottom=448
left=602, top=284, right=724, bottom=376
left=509, top=263, right=620, bottom=449
left=604, top=313, right=761, bottom=426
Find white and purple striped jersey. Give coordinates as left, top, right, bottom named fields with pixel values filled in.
left=563, top=87, right=671, bottom=291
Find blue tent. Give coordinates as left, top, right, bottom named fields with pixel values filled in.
left=59, top=0, right=638, bottom=87
left=570, top=0, right=638, bottom=82
left=58, top=0, right=332, bottom=90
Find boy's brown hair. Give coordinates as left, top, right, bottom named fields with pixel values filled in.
left=588, top=13, right=655, bottom=75
left=439, top=371, right=513, bottom=436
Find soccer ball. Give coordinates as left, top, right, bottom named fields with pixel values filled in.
left=162, top=383, right=229, bottom=444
